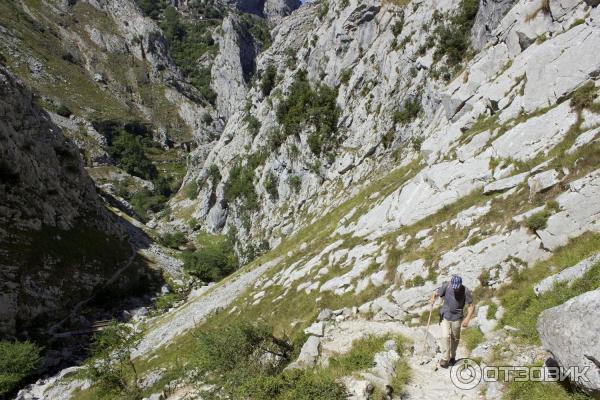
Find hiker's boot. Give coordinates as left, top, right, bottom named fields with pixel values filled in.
left=440, top=359, right=449, bottom=369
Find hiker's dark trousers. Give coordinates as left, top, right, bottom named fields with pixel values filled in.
left=441, top=318, right=462, bottom=362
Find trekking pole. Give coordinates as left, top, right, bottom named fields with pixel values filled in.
left=423, top=300, right=434, bottom=357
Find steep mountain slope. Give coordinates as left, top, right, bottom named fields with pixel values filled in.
left=0, top=66, right=161, bottom=340
left=0, top=0, right=300, bottom=228
left=169, top=0, right=529, bottom=256
left=5, top=0, right=600, bottom=399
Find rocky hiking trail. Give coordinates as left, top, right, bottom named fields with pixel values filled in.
left=403, top=328, right=480, bottom=400
left=319, top=319, right=482, bottom=400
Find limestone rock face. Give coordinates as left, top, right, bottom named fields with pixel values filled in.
left=0, top=68, right=102, bottom=232
left=213, top=15, right=261, bottom=120
left=176, top=0, right=600, bottom=254
left=538, top=169, right=600, bottom=251
left=537, top=289, right=600, bottom=396
left=0, top=67, right=152, bottom=337
left=471, top=0, right=519, bottom=50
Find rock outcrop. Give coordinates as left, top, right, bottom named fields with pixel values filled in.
left=537, top=289, right=600, bottom=396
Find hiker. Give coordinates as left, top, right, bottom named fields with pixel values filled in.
left=429, top=274, right=475, bottom=368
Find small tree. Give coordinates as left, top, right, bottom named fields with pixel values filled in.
left=260, top=65, right=278, bottom=96
left=86, top=322, right=142, bottom=399
left=0, top=340, right=41, bottom=396
left=194, top=320, right=294, bottom=397
left=182, top=237, right=238, bottom=282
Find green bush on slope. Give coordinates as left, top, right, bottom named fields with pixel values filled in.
left=261, top=64, right=278, bottom=96
left=276, top=70, right=340, bottom=156
left=182, top=236, right=238, bottom=282
left=86, top=322, right=142, bottom=399
left=433, top=0, right=479, bottom=67
left=193, top=320, right=348, bottom=399
left=0, top=341, right=41, bottom=397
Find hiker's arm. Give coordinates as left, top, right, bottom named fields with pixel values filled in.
left=462, top=304, right=475, bottom=327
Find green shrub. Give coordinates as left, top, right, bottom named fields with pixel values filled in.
left=261, top=65, right=278, bottom=96
left=411, top=136, right=424, bottom=151
left=329, top=335, right=407, bottom=376
left=245, top=114, right=262, bottom=137
left=267, top=128, right=287, bottom=151
left=224, top=162, right=259, bottom=210
left=382, top=130, right=395, bottom=149
left=264, top=172, right=279, bottom=200
left=161, top=6, right=218, bottom=104
left=525, top=210, right=550, bottom=231
left=289, top=175, right=301, bottom=193
left=195, top=320, right=292, bottom=375
left=318, top=0, right=329, bottom=20
left=486, top=302, right=498, bottom=320
left=182, top=236, right=238, bottom=282
left=405, top=275, right=425, bottom=287
left=208, top=164, right=222, bottom=183
left=134, top=0, right=166, bottom=18
left=570, top=82, right=598, bottom=111
left=194, top=320, right=345, bottom=399
left=433, top=0, right=479, bottom=66
left=108, top=131, right=157, bottom=181
left=86, top=322, right=142, bottom=398
left=159, top=231, right=187, bottom=249
left=339, top=68, right=352, bottom=84
left=0, top=341, right=41, bottom=397
left=391, top=15, right=405, bottom=36
left=276, top=70, right=340, bottom=155
left=393, top=96, right=422, bottom=125
left=284, top=48, right=297, bottom=70
left=546, top=199, right=560, bottom=212
left=56, top=104, right=72, bottom=118
left=240, top=369, right=347, bottom=400
left=185, top=180, right=199, bottom=200
left=241, top=12, right=272, bottom=49
left=130, top=190, right=166, bottom=222
left=154, top=291, right=184, bottom=311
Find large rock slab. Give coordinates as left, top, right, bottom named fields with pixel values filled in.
left=484, top=172, right=529, bottom=193
left=528, top=169, right=560, bottom=193
left=438, top=228, right=550, bottom=289
left=286, top=335, right=321, bottom=369
left=471, top=0, right=519, bottom=50
left=352, top=158, right=492, bottom=238
left=537, top=289, right=600, bottom=396
left=491, top=102, right=578, bottom=162
left=538, top=169, right=600, bottom=251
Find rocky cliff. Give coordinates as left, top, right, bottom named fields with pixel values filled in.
left=0, top=66, right=159, bottom=339
left=171, top=0, right=600, bottom=259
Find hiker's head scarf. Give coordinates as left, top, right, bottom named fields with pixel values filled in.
left=450, top=275, right=462, bottom=289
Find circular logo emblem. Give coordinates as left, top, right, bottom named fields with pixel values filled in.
left=450, top=358, right=482, bottom=390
